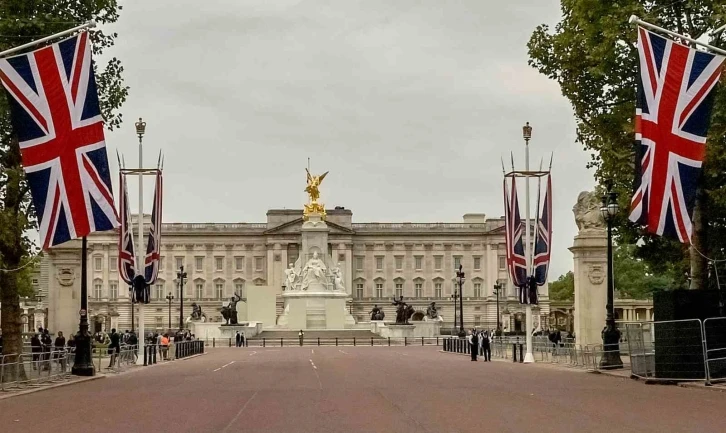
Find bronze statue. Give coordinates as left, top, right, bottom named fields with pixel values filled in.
left=369, top=304, right=385, bottom=321
left=189, top=303, right=207, bottom=322
left=426, top=302, right=438, bottom=320
left=392, top=296, right=414, bottom=325
left=221, top=293, right=242, bottom=325
left=303, top=168, right=328, bottom=219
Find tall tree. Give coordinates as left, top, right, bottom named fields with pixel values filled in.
left=0, top=0, right=128, bottom=367
left=528, top=1, right=726, bottom=288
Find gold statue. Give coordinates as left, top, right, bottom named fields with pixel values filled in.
left=304, top=168, right=328, bottom=220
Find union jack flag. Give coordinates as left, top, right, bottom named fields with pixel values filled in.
left=629, top=27, right=725, bottom=243
left=504, top=177, right=526, bottom=288
left=0, top=33, right=118, bottom=249
left=144, top=172, right=163, bottom=284
left=534, top=175, right=552, bottom=286
left=117, top=172, right=135, bottom=286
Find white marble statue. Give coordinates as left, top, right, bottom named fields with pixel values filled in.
left=284, top=263, right=297, bottom=291
left=301, top=251, right=328, bottom=290
left=332, top=264, right=345, bottom=291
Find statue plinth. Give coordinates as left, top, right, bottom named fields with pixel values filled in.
left=570, top=228, right=608, bottom=348
left=379, top=324, right=416, bottom=339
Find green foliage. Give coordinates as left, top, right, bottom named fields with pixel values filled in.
left=614, top=243, right=682, bottom=298
left=549, top=271, right=574, bottom=301
left=528, top=0, right=726, bottom=279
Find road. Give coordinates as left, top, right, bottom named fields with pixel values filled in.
left=0, top=346, right=724, bottom=433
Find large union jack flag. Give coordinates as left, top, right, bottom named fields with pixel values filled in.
left=118, top=172, right=135, bottom=286
left=504, top=177, right=526, bottom=288
left=533, top=174, right=552, bottom=286
left=629, top=27, right=725, bottom=243
left=0, top=32, right=118, bottom=249
left=144, top=172, right=163, bottom=285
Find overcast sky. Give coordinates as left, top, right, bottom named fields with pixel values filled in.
left=101, top=0, right=595, bottom=280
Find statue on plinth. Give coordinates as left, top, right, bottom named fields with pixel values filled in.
left=301, top=251, right=327, bottom=291
left=304, top=168, right=328, bottom=220
left=574, top=191, right=606, bottom=233
left=392, top=296, right=414, bottom=325
left=221, top=292, right=242, bottom=325
left=332, top=264, right=345, bottom=291
left=425, top=302, right=438, bottom=320
left=284, top=263, right=298, bottom=291
left=189, top=303, right=207, bottom=322
left=369, top=304, right=385, bottom=321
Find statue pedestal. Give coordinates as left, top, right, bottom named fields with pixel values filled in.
left=570, top=230, right=608, bottom=348
left=412, top=321, right=441, bottom=337
left=277, top=291, right=355, bottom=330
left=189, top=321, right=263, bottom=341
left=378, top=324, right=416, bottom=339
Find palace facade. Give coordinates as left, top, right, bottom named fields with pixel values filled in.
left=38, top=208, right=553, bottom=335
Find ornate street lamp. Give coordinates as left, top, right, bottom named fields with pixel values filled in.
left=456, top=265, right=466, bottom=337
left=450, top=290, right=459, bottom=336
left=493, top=279, right=504, bottom=333
left=599, top=182, right=623, bottom=369
left=166, top=293, right=175, bottom=330
left=177, top=266, right=187, bottom=330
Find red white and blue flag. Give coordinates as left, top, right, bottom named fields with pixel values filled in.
left=0, top=32, right=118, bottom=249
left=534, top=175, right=552, bottom=286
left=144, top=172, right=162, bottom=284
left=629, top=27, right=725, bottom=243
left=504, top=177, right=526, bottom=288
left=117, top=172, right=135, bottom=286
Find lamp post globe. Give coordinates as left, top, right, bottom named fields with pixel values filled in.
left=599, top=182, right=624, bottom=370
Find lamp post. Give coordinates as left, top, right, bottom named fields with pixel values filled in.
left=134, top=118, right=147, bottom=366
left=456, top=265, right=465, bottom=337
left=450, top=290, right=459, bottom=336
left=129, top=286, right=134, bottom=333
left=177, top=266, right=187, bottom=330
left=493, top=280, right=504, bottom=333
left=522, top=121, right=535, bottom=363
left=166, top=293, right=175, bottom=330
left=71, top=237, right=94, bottom=375
left=599, top=182, right=624, bottom=369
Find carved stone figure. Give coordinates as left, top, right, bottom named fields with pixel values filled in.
left=301, top=252, right=327, bottom=290
left=332, top=265, right=345, bottom=291
left=369, top=304, right=385, bottom=321
left=284, top=263, right=297, bottom=291
left=588, top=264, right=605, bottom=285
left=426, top=302, right=439, bottom=320
left=573, top=191, right=605, bottom=232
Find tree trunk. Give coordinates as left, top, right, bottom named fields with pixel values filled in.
left=689, top=191, right=708, bottom=290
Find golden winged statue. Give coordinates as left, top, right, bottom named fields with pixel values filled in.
left=304, top=168, right=328, bottom=220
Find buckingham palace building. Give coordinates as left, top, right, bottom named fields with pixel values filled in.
left=37, top=208, right=550, bottom=336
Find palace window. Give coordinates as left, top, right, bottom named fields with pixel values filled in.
left=235, top=257, right=244, bottom=271
left=434, top=283, right=442, bottom=298
left=156, top=284, right=164, bottom=300
left=395, top=283, right=403, bottom=299
left=175, top=257, right=184, bottom=271
left=109, top=283, right=118, bottom=300
left=414, top=256, right=423, bottom=270
left=356, top=284, right=364, bottom=299
left=376, top=256, right=384, bottom=271
left=355, top=256, right=364, bottom=271
left=216, top=283, right=224, bottom=299
left=215, top=257, right=224, bottom=271
left=110, top=256, right=117, bottom=272
left=473, top=256, right=481, bottom=271
left=498, top=256, right=506, bottom=270
left=235, top=282, right=245, bottom=297
left=395, top=256, right=403, bottom=271
left=195, top=283, right=204, bottom=299
left=474, top=283, right=482, bottom=298
left=434, top=256, right=443, bottom=270
left=93, top=283, right=103, bottom=299
left=159, top=256, right=165, bottom=271
left=255, top=257, right=264, bottom=272
left=415, top=283, right=422, bottom=298
left=94, top=257, right=102, bottom=271
left=454, top=256, right=462, bottom=270
left=195, top=257, right=204, bottom=272
left=375, top=283, right=383, bottom=298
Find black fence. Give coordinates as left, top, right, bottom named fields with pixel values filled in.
left=443, top=337, right=525, bottom=362
left=201, top=337, right=443, bottom=348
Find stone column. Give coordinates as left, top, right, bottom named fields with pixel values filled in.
left=570, top=229, right=608, bottom=348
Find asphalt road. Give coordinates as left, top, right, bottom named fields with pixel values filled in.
left=0, top=347, right=724, bottom=433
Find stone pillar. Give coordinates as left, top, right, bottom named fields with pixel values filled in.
left=570, top=229, right=607, bottom=348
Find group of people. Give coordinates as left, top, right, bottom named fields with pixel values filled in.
left=30, top=328, right=70, bottom=370
left=146, top=330, right=196, bottom=360
left=466, top=329, right=493, bottom=362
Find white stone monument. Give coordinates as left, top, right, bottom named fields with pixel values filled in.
left=570, top=191, right=608, bottom=348
left=276, top=169, right=356, bottom=329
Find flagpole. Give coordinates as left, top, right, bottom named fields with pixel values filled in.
left=0, top=20, right=96, bottom=58
left=629, top=15, right=726, bottom=56
left=523, top=122, right=535, bottom=364
left=136, top=118, right=146, bottom=365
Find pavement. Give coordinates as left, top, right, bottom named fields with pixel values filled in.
left=0, top=346, right=724, bottom=433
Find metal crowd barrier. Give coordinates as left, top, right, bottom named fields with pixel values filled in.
left=214, top=337, right=443, bottom=347
left=1, top=350, right=72, bottom=392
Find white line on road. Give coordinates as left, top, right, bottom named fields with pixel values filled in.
left=213, top=368, right=221, bottom=372
left=311, top=349, right=314, bottom=354
left=338, top=349, right=348, bottom=354
left=249, top=351, right=257, bottom=356
left=221, top=391, right=258, bottom=433
left=221, top=361, right=235, bottom=369
left=309, top=359, right=317, bottom=369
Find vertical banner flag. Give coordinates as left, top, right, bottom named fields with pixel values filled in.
left=504, top=177, right=526, bottom=288
left=144, top=172, right=163, bottom=285
left=629, top=27, right=725, bottom=243
left=534, top=175, right=552, bottom=286
left=0, top=32, right=118, bottom=249
left=118, top=173, right=136, bottom=286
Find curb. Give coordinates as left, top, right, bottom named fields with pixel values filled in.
left=0, top=375, right=105, bottom=400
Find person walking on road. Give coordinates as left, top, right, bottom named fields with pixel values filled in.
left=467, top=330, right=478, bottom=361
left=481, top=331, right=491, bottom=362
left=298, top=330, right=304, bottom=346
left=235, top=331, right=242, bottom=348
left=108, top=328, right=121, bottom=368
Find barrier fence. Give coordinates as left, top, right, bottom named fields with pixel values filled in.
left=201, top=337, right=444, bottom=348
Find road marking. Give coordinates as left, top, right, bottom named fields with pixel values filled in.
left=310, top=359, right=322, bottom=389
left=309, top=359, right=317, bottom=369
left=249, top=351, right=257, bottom=356
left=221, top=361, right=235, bottom=369
left=311, top=349, right=314, bottom=354
left=221, top=391, right=258, bottom=433
left=338, top=349, right=348, bottom=354
left=213, top=368, right=221, bottom=372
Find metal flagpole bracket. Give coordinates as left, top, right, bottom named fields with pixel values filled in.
left=0, top=20, right=97, bottom=59
left=629, top=15, right=726, bottom=56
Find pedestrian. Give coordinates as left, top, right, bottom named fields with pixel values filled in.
left=31, top=332, right=42, bottom=370
left=235, top=331, right=242, bottom=348
left=160, top=334, right=169, bottom=360
left=108, top=328, right=120, bottom=368
left=54, top=331, right=67, bottom=370
left=467, top=329, right=478, bottom=361
left=481, top=330, right=491, bottom=362
left=298, top=329, right=304, bottom=346
left=41, top=329, right=52, bottom=370
left=240, top=332, right=245, bottom=347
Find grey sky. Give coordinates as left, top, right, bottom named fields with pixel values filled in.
left=101, top=0, right=595, bottom=280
